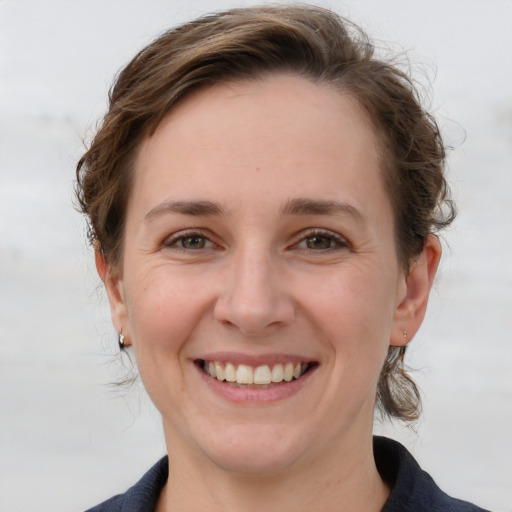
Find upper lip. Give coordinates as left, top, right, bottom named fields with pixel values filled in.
left=196, top=352, right=317, bottom=366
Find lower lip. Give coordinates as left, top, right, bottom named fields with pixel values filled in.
left=197, top=364, right=316, bottom=404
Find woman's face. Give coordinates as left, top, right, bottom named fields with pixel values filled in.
left=105, top=74, right=418, bottom=474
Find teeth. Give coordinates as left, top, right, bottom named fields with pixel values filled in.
left=215, top=361, right=225, bottom=381
left=225, top=363, right=236, bottom=382
left=236, top=364, right=253, bottom=384
left=253, top=365, right=272, bottom=385
left=271, top=364, right=284, bottom=382
left=208, top=361, right=217, bottom=378
left=283, top=363, right=294, bottom=382
left=202, top=361, right=310, bottom=385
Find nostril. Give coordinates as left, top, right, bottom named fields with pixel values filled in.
left=212, top=268, right=295, bottom=334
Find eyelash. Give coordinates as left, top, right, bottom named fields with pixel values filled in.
left=292, top=229, right=351, bottom=252
left=162, top=229, right=216, bottom=251
left=162, top=228, right=351, bottom=253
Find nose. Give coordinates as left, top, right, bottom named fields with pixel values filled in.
left=213, top=247, right=295, bottom=335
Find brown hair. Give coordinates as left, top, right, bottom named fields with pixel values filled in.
left=76, top=4, right=455, bottom=422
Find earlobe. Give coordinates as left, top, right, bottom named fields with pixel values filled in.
left=94, top=247, right=130, bottom=346
left=391, top=235, right=442, bottom=346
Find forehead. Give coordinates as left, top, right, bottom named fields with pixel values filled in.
left=132, top=74, right=388, bottom=220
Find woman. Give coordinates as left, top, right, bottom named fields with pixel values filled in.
left=76, top=5, right=489, bottom=511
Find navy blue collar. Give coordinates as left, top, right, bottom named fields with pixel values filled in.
left=86, top=436, right=489, bottom=511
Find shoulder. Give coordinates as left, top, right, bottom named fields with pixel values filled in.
left=84, top=456, right=168, bottom=512
left=374, top=437, right=490, bottom=512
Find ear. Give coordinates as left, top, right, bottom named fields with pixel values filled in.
left=95, top=247, right=131, bottom=346
left=390, top=234, right=442, bottom=346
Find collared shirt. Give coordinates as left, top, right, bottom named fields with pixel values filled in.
left=85, top=437, right=490, bottom=512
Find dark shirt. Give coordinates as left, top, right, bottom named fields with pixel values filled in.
left=374, top=437, right=490, bottom=511
left=85, top=436, right=490, bottom=512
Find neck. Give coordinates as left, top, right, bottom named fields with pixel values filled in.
left=157, top=429, right=389, bottom=512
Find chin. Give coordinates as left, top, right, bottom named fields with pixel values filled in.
left=198, top=423, right=308, bottom=475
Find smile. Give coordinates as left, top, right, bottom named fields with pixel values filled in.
left=199, top=360, right=312, bottom=387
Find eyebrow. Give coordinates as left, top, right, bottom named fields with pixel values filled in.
left=145, top=200, right=225, bottom=221
left=144, top=198, right=364, bottom=223
left=281, top=198, right=365, bottom=222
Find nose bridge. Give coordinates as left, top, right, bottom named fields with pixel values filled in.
left=214, top=241, right=294, bottom=334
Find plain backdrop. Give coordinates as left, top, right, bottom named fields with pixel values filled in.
left=0, top=1, right=511, bottom=511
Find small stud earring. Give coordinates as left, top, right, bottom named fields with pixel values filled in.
left=118, top=331, right=125, bottom=349
left=403, top=330, right=408, bottom=341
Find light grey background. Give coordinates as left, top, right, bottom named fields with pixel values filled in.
left=1, top=1, right=511, bottom=511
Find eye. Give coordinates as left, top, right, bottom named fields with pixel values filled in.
left=179, top=235, right=207, bottom=249
left=162, top=231, right=216, bottom=251
left=305, top=234, right=334, bottom=250
left=295, top=230, right=350, bottom=251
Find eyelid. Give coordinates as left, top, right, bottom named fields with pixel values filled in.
left=292, top=228, right=352, bottom=250
left=162, top=228, right=217, bottom=250
left=160, top=227, right=350, bottom=252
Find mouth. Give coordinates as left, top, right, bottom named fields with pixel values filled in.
left=196, top=359, right=316, bottom=389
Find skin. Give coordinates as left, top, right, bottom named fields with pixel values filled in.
left=97, top=74, right=441, bottom=512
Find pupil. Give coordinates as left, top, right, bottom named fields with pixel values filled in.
left=183, top=236, right=204, bottom=249
left=307, top=236, right=330, bottom=249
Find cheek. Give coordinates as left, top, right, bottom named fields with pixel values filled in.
left=122, top=270, right=217, bottom=413
left=301, top=264, right=396, bottom=332
left=298, top=267, right=396, bottom=369
left=124, top=268, right=216, bottom=353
